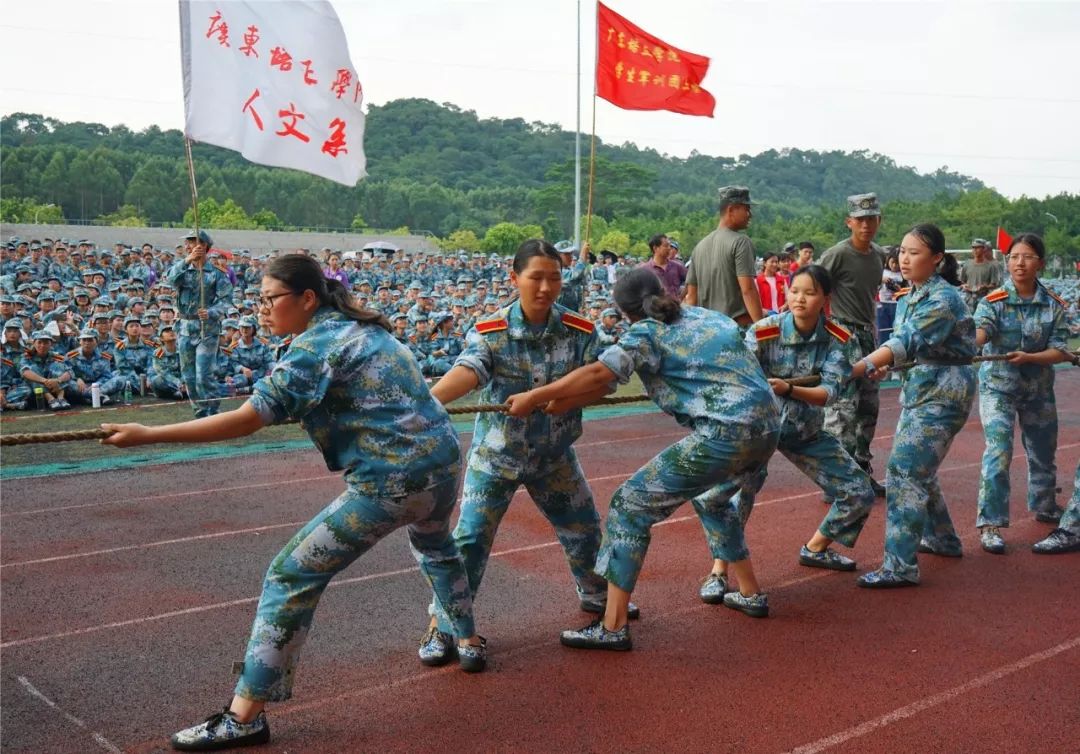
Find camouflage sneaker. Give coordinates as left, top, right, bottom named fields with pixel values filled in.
left=798, top=545, right=856, bottom=571
left=457, top=636, right=487, bottom=673
left=418, top=626, right=456, bottom=667
left=580, top=598, right=640, bottom=620
left=1035, top=508, right=1064, bottom=524
left=699, top=572, right=728, bottom=604
left=1031, top=528, right=1080, bottom=555
left=722, top=591, right=769, bottom=618
left=917, top=538, right=963, bottom=558
left=170, top=706, right=269, bottom=751
left=980, top=526, right=1006, bottom=555
left=856, top=568, right=918, bottom=589
left=560, top=620, right=632, bottom=651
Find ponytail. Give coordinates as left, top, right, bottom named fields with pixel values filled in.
left=937, top=253, right=961, bottom=286
left=906, top=222, right=961, bottom=287
left=323, top=277, right=391, bottom=331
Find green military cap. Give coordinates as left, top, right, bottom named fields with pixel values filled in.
left=718, top=185, right=755, bottom=208
left=846, top=193, right=881, bottom=218
left=971, top=238, right=990, bottom=248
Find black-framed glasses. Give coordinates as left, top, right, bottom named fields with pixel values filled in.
left=257, top=291, right=297, bottom=310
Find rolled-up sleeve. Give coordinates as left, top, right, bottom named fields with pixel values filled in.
left=883, top=296, right=955, bottom=365
left=248, top=343, right=330, bottom=425
left=599, top=325, right=660, bottom=384
left=452, top=328, right=494, bottom=388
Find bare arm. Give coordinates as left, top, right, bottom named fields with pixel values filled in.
left=542, top=385, right=615, bottom=415
left=975, top=328, right=988, bottom=347
left=102, top=402, right=265, bottom=447
left=506, top=361, right=617, bottom=417
left=683, top=284, right=698, bottom=306
left=430, top=365, right=479, bottom=405
left=738, top=275, right=764, bottom=321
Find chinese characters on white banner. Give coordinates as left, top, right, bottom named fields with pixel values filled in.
left=179, top=0, right=366, bottom=186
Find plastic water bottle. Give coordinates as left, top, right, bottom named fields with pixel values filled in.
left=91, top=382, right=102, bottom=408
left=33, top=386, right=45, bottom=410
left=123, top=382, right=132, bottom=405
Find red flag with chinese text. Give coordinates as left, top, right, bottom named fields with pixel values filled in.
left=996, top=226, right=1012, bottom=253
left=596, top=3, right=715, bottom=117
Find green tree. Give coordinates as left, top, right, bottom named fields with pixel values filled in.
left=480, top=222, right=543, bottom=254
left=96, top=204, right=147, bottom=227
left=595, top=230, right=631, bottom=253
left=441, top=229, right=481, bottom=252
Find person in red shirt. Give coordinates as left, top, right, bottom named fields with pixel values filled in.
left=788, top=242, right=815, bottom=278
left=757, top=252, right=787, bottom=313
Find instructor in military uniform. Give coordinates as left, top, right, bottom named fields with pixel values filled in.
left=818, top=193, right=887, bottom=496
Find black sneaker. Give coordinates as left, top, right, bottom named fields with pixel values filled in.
left=1031, top=528, right=1080, bottom=554
left=457, top=636, right=488, bottom=673
left=869, top=477, right=886, bottom=498
left=580, top=598, right=640, bottom=620
left=170, top=706, right=269, bottom=751
left=560, top=620, right=632, bottom=651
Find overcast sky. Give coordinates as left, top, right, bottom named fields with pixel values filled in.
left=3, top=0, right=1079, bottom=199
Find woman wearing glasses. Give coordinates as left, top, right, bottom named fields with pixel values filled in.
left=100, top=254, right=484, bottom=751
left=972, top=233, right=1072, bottom=554
left=851, top=223, right=976, bottom=588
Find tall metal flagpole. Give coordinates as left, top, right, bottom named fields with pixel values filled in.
left=574, top=0, right=582, bottom=250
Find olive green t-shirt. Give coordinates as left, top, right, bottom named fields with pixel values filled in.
left=818, top=239, right=885, bottom=328
left=960, top=260, right=1002, bottom=290
left=686, top=226, right=757, bottom=318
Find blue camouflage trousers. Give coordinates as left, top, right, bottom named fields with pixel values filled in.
left=722, top=429, right=875, bottom=548
left=432, top=450, right=606, bottom=633
left=823, top=328, right=880, bottom=472
left=236, top=476, right=474, bottom=702
left=977, top=387, right=1059, bottom=527
left=597, top=430, right=778, bottom=593
left=65, top=375, right=126, bottom=404
left=178, top=330, right=220, bottom=417
left=150, top=373, right=184, bottom=399
left=882, top=400, right=973, bottom=581
left=1062, top=463, right=1080, bottom=536
left=2, top=382, right=31, bottom=405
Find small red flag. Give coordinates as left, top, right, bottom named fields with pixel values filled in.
left=596, top=3, right=715, bottom=118
left=996, top=226, right=1012, bottom=253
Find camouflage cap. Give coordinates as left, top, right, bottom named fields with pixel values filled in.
left=31, top=330, right=54, bottom=341
left=601, top=308, right=620, bottom=318
left=238, top=315, right=258, bottom=328
left=718, top=185, right=755, bottom=208
left=3, top=318, right=22, bottom=330
left=846, top=193, right=881, bottom=218
left=971, top=238, right=990, bottom=248
left=182, top=229, right=214, bottom=247
left=78, top=328, right=99, bottom=340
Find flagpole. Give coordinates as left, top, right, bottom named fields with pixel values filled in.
left=573, top=0, right=582, bottom=251
left=584, top=1, right=599, bottom=247
left=183, top=136, right=205, bottom=337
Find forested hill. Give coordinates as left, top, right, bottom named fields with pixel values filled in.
left=0, top=98, right=1032, bottom=255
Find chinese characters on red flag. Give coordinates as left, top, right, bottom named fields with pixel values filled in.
left=596, top=2, right=715, bottom=118
left=180, top=0, right=366, bottom=186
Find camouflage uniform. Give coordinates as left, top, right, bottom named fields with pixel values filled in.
left=593, top=306, right=781, bottom=592
left=877, top=274, right=976, bottom=582
left=557, top=257, right=587, bottom=312
left=974, top=280, right=1070, bottom=526
left=431, top=302, right=609, bottom=635
left=725, top=313, right=874, bottom=548
left=112, top=336, right=154, bottom=394
left=150, top=344, right=185, bottom=399
left=64, top=346, right=125, bottom=402
left=1, top=342, right=31, bottom=406
left=238, top=307, right=472, bottom=702
left=165, top=259, right=233, bottom=417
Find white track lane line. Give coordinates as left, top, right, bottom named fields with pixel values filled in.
left=16, top=676, right=123, bottom=753
left=2, top=443, right=1076, bottom=648
left=0, top=430, right=687, bottom=519
left=785, top=634, right=1080, bottom=754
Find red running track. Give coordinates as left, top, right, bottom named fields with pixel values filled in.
left=2, top=373, right=1079, bottom=753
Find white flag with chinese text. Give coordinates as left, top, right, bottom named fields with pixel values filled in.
left=180, top=0, right=366, bottom=186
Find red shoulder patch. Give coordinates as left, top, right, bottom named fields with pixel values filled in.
left=561, top=312, right=595, bottom=334
left=1, top=357, right=13, bottom=367
left=66, top=349, right=80, bottom=358
left=984, top=288, right=1008, bottom=304
left=754, top=324, right=781, bottom=342
left=102, top=352, right=113, bottom=361
left=894, top=287, right=912, bottom=298
left=475, top=318, right=508, bottom=335
left=52, top=353, right=66, bottom=362
left=824, top=319, right=852, bottom=343
left=1046, top=289, right=1067, bottom=308
left=154, top=347, right=165, bottom=358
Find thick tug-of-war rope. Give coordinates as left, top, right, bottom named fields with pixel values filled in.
left=0, top=376, right=831, bottom=447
